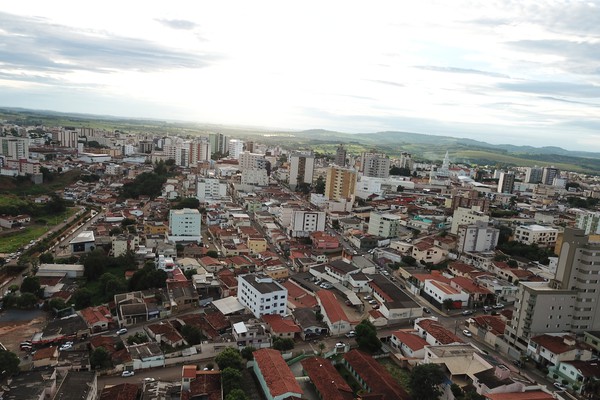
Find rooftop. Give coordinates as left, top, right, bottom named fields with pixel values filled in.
left=53, top=371, right=97, bottom=400
left=254, top=348, right=303, bottom=398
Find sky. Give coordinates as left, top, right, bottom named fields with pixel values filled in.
left=2, top=1, right=600, bottom=151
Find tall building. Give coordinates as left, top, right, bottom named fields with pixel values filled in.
left=197, top=178, right=227, bottom=202
left=289, top=210, right=326, bottom=237
left=514, top=224, right=558, bottom=248
left=239, top=151, right=267, bottom=170
left=208, top=133, right=228, bottom=154
left=497, top=172, right=515, bottom=194
left=289, top=152, right=315, bottom=189
left=237, top=274, right=288, bottom=318
left=245, top=141, right=254, bottom=153
left=228, top=139, right=244, bottom=159
left=524, top=167, right=543, bottom=184
left=575, top=210, right=600, bottom=235
left=325, top=166, right=356, bottom=201
left=368, top=211, right=403, bottom=238
left=450, top=207, right=489, bottom=235
left=542, top=166, right=560, bottom=185
left=55, top=130, right=79, bottom=149
left=456, top=221, right=499, bottom=253
left=360, top=152, right=390, bottom=178
left=335, top=144, right=347, bottom=167
left=168, top=208, right=201, bottom=243
left=189, top=138, right=211, bottom=165
left=0, top=137, right=29, bottom=160
left=398, top=152, right=413, bottom=170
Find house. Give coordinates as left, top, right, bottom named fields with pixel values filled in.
left=415, top=318, right=464, bottom=346
left=57, top=350, right=91, bottom=372
left=483, top=392, right=554, bottom=400
left=128, top=342, right=165, bottom=370
left=472, top=365, right=524, bottom=395
left=99, top=383, right=139, bottom=400
left=450, top=276, right=495, bottom=309
left=343, top=349, right=411, bottom=400
left=253, top=348, right=303, bottom=400
left=390, top=330, right=428, bottom=358
left=261, top=314, right=301, bottom=339
left=291, top=307, right=328, bottom=340
left=300, top=357, right=353, bottom=400
left=548, top=359, right=600, bottom=394
left=167, top=281, right=198, bottom=312
left=145, top=321, right=186, bottom=347
left=199, top=256, right=223, bottom=273
left=423, top=279, right=469, bottom=309
left=528, top=334, right=593, bottom=367
left=367, top=274, right=422, bottom=321
left=1, top=370, right=58, bottom=400
left=466, top=315, right=506, bottom=348
left=115, top=292, right=149, bottom=327
left=232, top=320, right=270, bottom=348
left=79, top=305, right=113, bottom=333
left=411, top=238, right=447, bottom=265
left=52, top=371, right=97, bottom=400
left=316, top=290, right=352, bottom=335
left=32, top=346, right=59, bottom=368
left=181, top=365, right=222, bottom=400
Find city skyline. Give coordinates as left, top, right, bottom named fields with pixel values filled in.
left=2, top=1, right=600, bottom=151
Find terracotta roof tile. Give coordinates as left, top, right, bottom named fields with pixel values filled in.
left=417, top=319, right=464, bottom=345
left=262, top=314, right=301, bottom=333
left=254, top=348, right=303, bottom=398
left=301, top=357, right=353, bottom=400
left=392, top=330, right=428, bottom=351
left=316, top=290, right=349, bottom=324
left=99, top=383, right=139, bottom=400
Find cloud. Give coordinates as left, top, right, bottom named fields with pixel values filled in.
left=415, top=65, right=510, bottom=78
left=497, top=81, right=600, bottom=98
left=155, top=18, right=198, bottom=30
left=367, top=79, right=405, bottom=88
left=0, top=12, right=219, bottom=77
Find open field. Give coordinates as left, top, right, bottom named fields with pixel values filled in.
left=0, top=170, right=82, bottom=196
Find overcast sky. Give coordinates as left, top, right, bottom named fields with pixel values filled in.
left=2, top=1, right=600, bottom=151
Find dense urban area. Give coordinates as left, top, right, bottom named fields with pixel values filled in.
left=0, top=122, right=599, bottom=400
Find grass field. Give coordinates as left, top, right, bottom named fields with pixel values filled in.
left=0, top=207, right=77, bottom=254
left=378, top=357, right=412, bottom=393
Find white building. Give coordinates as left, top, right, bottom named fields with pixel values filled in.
left=360, top=152, right=390, bottom=178
left=238, top=274, right=288, bottom=318
left=367, top=211, right=403, bottom=238
left=241, top=169, right=269, bottom=186
left=514, top=224, right=558, bottom=247
left=239, top=151, right=267, bottom=170
left=450, top=206, right=489, bottom=235
left=0, top=137, right=29, bottom=160
left=575, top=210, right=600, bottom=235
left=168, top=208, right=202, bottom=243
left=456, top=221, right=499, bottom=253
left=354, top=175, right=415, bottom=199
left=197, top=178, right=228, bottom=202
left=288, top=210, right=326, bottom=238
left=289, top=152, right=315, bottom=189
left=228, top=139, right=244, bottom=159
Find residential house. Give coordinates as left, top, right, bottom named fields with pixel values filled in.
left=261, top=314, right=301, bottom=339
left=472, top=364, right=524, bottom=395
left=292, top=307, right=328, bottom=340
left=548, top=360, right=600, bottom=394
left=167, top=281, right=197, bottom=312
left=32, top=346, right=59, bottom=368
left=423, top=279, right=469, bottom=309
left=181, top=365, right=222, bottom=400
left=115, top=292, right=149, bottom=327
left=368, top=274, right=422, bottom=321
left=415, top=318, right=464, bottom=346
left=128, top=342, right=165, bottom=370
left=79, top=305, right=113, bottom=333
left=145, top=321, right=186, bottom=347
left=253, top=348, right=303, bottom=400
left=232, top=320, right=270, bottom=348
left=528, top=334, right=593, bottom=367
left=411, top=238, right=447, bottom=265
left=99, top=383, right=139, bottom=400
left=300, top=357, right=353, bottom=400
left=450, top=276, right=495, bottom=309
left=390, top=330, right=428, bottom=358
left=52, top=371, right=97, bottom=400
left=316, top=290, right=352, bottom=335
left=465, top=315, right=506, bottom=349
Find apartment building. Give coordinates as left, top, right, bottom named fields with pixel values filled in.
left=238, top=274, right=288, bottom=318
left=168, top=208, right=202, bottom=243
left=324, top=166, right=356, bottom=201
left=288, top=210, right=326, bottom=238
left=514, top=224, right=558, bottom=248
left=228, top=139, right=244, bottom=159
left=450, top=206, right=489, bottom=235
left=197, top=178, right=227, bottom=202
left=239, top=151, right=267, bottom=170
left=497, top=172, right=515, bottom=194
left=456, top=221, right=499, bottom=253
left=575, top=210, right=600, bottom=235
left=367, top=211, right=403, bottom=238
left=289, top=152, right=315, bottom=189
left=334, top=144, right=346, bottom=166
left=360, top=152, right=390, bottom=178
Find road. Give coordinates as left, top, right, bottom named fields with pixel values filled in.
left=54, top=209, right=102, bottom=258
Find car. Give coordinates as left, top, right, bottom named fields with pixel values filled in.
left=368, top=300, right=377, bottom=305
left=64, top=341, right=73, bottom=346
left=462, top=329, right=472, bottom=337
left=122, top=371, right=135, bottom=377
left=345, top=300, right=353, bottom=306
left=335, top=342, right=345, bottom=349
left=512, top=359, right=524, bottom=368
left=116, top=328, right=128, bottom=335
left=390, top=277, right=396, bottom=282
left=493, top=303, right=504, bottom=309
left=143, top=377, right=156, bottom=382
left=423, top=307, right=431, bottom=314
left=483, top=306, right=492, bottom=313
left=363, top=295, right=373, bottom=301
left=553, top=382, right=566, bottom=390
left=372, top=304, right=380, bottom=309
left=59, top=344, right=72, bottom=351
left=382, top=270, right=390, bottom=276
left=20, top=345, right=32, bottom=352
left=462, top=310, right=474, bottom=316
left=345, top=330, right=356, bottom=338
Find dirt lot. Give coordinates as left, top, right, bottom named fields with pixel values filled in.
left=0, top=309, right=47, bottom=353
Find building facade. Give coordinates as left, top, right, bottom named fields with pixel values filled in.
left=168, top=208, right=202, bottom=243
left=238, top=274, right=288, bottom=318
left=324, top=166, right=356, bottom=201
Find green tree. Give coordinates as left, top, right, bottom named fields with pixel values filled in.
left=402, top=255, right=417, bottom=266
left=39, top=252, right=54, bottom=264
left=48, top=298, right=67, bottom=312
left=90, top=347, right=112, bottom=369
left=173, top=197, right=200, bottom=209
left=443, top=299, right=454, bottom=310
left=355, top=320, right=382, bottom=353
left=16, top=292, right=38, bottom=308
left=314, top=176, right=325, bottom=195
left=215, top=347, right=244, bottom=371
left=181, top=325, right=206, bottom=345
left=71, top=288, right=92, bottom=309
left=240, top=346, right=255, bottom=360
left=272, top=337, right=294, bottom=351
left=126, top=332, right=149, bottom=345
left=221, top=367, right=242, bottom=396
left=207, top=250, right=219, bottom=258
left=0, top=349, right=20, bottom=377
left=409, top=363, right=446, bottom=400
left=82, top=249, right=109, bottom=280
left=20, top=276, right=40, bottom=295
left=225, top=389, right=249, bottom=400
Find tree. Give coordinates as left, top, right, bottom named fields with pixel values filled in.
left=127, top=333, right=149, bottom=345
left=355, top=320, right=382, bottom=353
left=48, top=298, right=67, bottom=312
left=0, top=349, right=20, bottom=376
left=82, top=249, right=109, bottom=280
left=71, top=288, right=92, bottom=309
left=443, top=299, right=454, bottom=310
left=409, top=363, right=446, bottom=400
left=181, top=325, right=206, bottom=345
left=39, top=252, right=54, bottom=264
left=272, top=337, right=294, bottom=351
left=225, top=389, right=249, bottom=400
left=221, top=367, right=242, bottom=396
left=16, top=292, right=38, bottom=308
left=314, top=176, right=325, bottom=195
left=402, top=255, right=417, bottom=266
left=174, top=197, right=200, bottom=209
left=20, top=276, right=40, bottom=295
left=215, top=347, right=244, bottom=371
left=207, top=250, right=219, bottom=258
left=240, top=346, right=255, bottom=360
left=90, top=347, right=112, bottom=369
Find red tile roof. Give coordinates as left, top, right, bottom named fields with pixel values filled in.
left=182, top=371, right=222, bottom=400
left=343, top=349, right=411, bottom=400
left=32, top=346, right=57, bottom=361
left=262, top=314, right=301, bottom=333
left=562, top=360, right=600, bottom=378
left=530, top=334, right=590, bottom=354
left=449, top=262, right=476, bottom=274
left=99, top=383, right=139, bottom=400
left=203, top=310, right=229, bottom=331
left=301, top=357, right=353, bottom=400
left=452, top=276, right=492, bottom=295
left=485, top=391, right=554, bottom=400
left=429, top=280, right=461, bottom=295
left=254, top=348, right=303, bottom=398
left=471, top=315, right=505, bottom=335
left=392, top=330, right=428, bottom=351
left=413, top=273, right=451, bottom=285
left=283, top=280, right=317, bottom=309
left=316, top=290, right=349, bottom=323
left=79, top=305, right=112, bottom=327
left=417, top=319, right=464, bottom=345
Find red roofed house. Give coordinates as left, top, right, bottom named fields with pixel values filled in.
left=451, top=276, right=495, bottom=308
left=301, top=357, right=353, bottom=400
left=316, top=290, right=352, bottom=335
left=423, top=279, right=469, bottom=309
left=466, top=315, right=506, bottom=348
left=415, top=318, right=464, bottom=346
left=343, top=349, right=411, bottom=400
left=99, top=383, right=139, bottom=400
left=262, top=314, right=301, bottom=339
left=484, top=391, right=554, bottom=400
left=79, top=305, right=113, bottom=333
left=145, top=321, right=186, bottom=347
left=411, top=238, right=447, bottom=265
left=181, top=365, right=222, bottom=400
left=391, top=330, right=429, bottom=358
left=528, top=334, right=593, bottom=367
left=253, top=348, right=303, bottom=400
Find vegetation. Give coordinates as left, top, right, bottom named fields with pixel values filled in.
left=0, top=350, right=20, bottom=377
left=240, top=346, right=255, bottom=360
left=497, top=241, right=555, bottom=263
left=128, top=264, right=168, bottom=291
left=120, top=171, right=167, bottom=199
left=355, top=320, right=382, bottom=353
left=181, top=325, right=206, bottom=345
left=215, top=347, right=244, bottom=371
left=566, top=196, right=599, bottom=209
left=314, top=176, right=325, bottom=195
left=90, top=347, right=112, bottom=369
left=272, top=337, right=295, bottom=351
left=409, top=363, right=446, bottom=400
left=225, top=389, right=249, bottom=400
left=221, top=367, right=243, bottom=397
left=127, top=333, right=149, bottom=345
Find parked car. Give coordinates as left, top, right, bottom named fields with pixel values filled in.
left=553, top=382, right=566, bottom=390
left=345, top=330, right=356, bottom=338
left=368, top=300, right=377, bottom=305
left=462, top=329, right=472, bottom=337
left=483, top=306, right=492, bottom=313
left=372, top=304, right=380, bottom=309
left=364, top=295, right=373, bottom=301
left=122, top=371, right=135, bottom=377
left=116, top=328, right=128, bottom=335
left=512, top=359, right=524, bottom=368
left=143, top=377, right=156, bottom=382
left=462, top=310, right=474, bottom=316
left=423, top=307, right=431, bottom=314
left=335, top=342, right=345, bottom=349
left=492, top=303, right=504, bottom=309
left=59, top=343, right=72, bottom=351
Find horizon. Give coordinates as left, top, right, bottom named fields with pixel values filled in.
left=2, top=2, right=600, bottom=152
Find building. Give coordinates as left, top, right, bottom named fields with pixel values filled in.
left=189, top=137, right=211, bottom=165
left=301, top=357, right=353, bottom=400
left=238, top=274, right=288, bottom=318
left=168, top=208, right=201, bottom=243
left=289, top=151, right=315, bottom=189
left=542, top=166, right=560, bottom=185
left=253, top=348, right=303, bottom=400
left=241, top=169, right=269, bottom=186
left=334, top=144, right=347, bottom=167
left=53, top=371, right=97, bottom=400
left=239, top=151, right=267, bottom=170
left=360, top=152, right=390, bottom=178
left=197, top=178, right=228, bottom=202
left=525, top=167, right=543, bottom=184
left=0, top=137, right=29, bottom=160
left=457, top=221, right=499, bottom=253
left=450, top=206, right=490, bottom=235
left=228, top=139, right=244, bottom=159
left=316, top=290, right=352, bottom=335
left=367, top=211, right=403, bottom=238
left=575, top=210, right=600, bottom=235
left=181, top=366, right=222, bottom=400
left=497, top=172, right=515, bottom=194
left=324, top=166, right=356, bottom=201
left=288, top=210, right=326, bottom=238
left=398, top=152, right=413, bottom=170
left=69, top=231, right=96, bottom=254
left=514, top=224, right=558, bottom=248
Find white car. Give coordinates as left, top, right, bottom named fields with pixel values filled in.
left=122, top=371, right=135, bottom=377
left=462, top=329, right=472, bottom=337
left=143, top=377, right=156, bottom=382
left=116, top=328, right=128, bottom=335
left=553, top=382, right=566, bottom=390
left=59, top=344, right=72, bottom=351
left=335, top=342, right=345, bottom=349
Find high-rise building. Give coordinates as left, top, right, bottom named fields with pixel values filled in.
left=237, top=274, right=288, bottom=318
left=289, top=152, right=315, bottom=189
left=542, top=166, right=560, bottom=185
left=208, top=133, right=228, bottom=154
left=55, top=130, right=80, bottom=149
left=497, top=172, right=515, bottom=194
left=289, top=210, right=326, bottom=238
left=360, top=152, right=390, bottom=178
left=197, top=178, right=228, bottom=202
left=450, top=207, right=490, bottom=235
left=456, top=221, right=499, bottom=253
left=245, top=141, right=254, bottom=153
left=228, top=139, right=244, bottom=159
left=335, top=144, right=347, bottom=167
left=368, top=211, right=403, bottom=238
left=0, top=137, right=29, bottom=160
left=575, top=210, right=600, bottom=235
left=398, top=152, right=413, bottom=170
left=168, top=208, right=201, bottom=243
left=524, top=167, right=543, bottom=184
left=239, top=151, right=267, bottom=170
left=189, top=138, right=211, bottom=165
left=325, top=166, right=356, bottom=201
